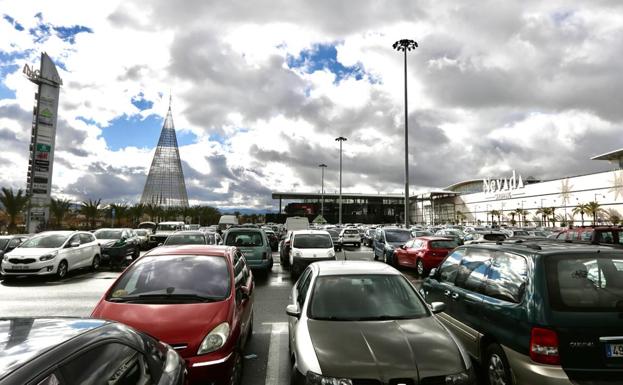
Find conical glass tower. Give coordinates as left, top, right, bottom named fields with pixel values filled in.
left=140, top=101, right=189, bottom=208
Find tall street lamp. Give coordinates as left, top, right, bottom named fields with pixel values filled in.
left=393, top=38, right=418, bottom=228
left=319, top=163, right=327, bottom=220
left=335, top=136, right=347, bottom=225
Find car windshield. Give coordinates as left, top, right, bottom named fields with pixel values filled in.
left=0, top=239, right=8, bottom=250
left=512, top=230, right=530, bottom=236
left=546, top=255, right=623, bottom=312
left=19, top=234, right=68, bottom=248
left=385, top=230, right=411, bottom=243
left=430, top=240, right=459, bottom=249
left=164, top=234, right=206, bottom=245
left=310, top=275, right=428, bottom=321
left=225, top=231, right=263, bottom=246
left=293, top=234, right=332, bottom=249
left=108, top=255, right=230, bottom=302
left=157, top=224, right=179, bottom=231
left=94, top=230, right=123, bottom=239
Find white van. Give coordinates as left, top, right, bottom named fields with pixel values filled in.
left=218, top=215, right=239, bottom=231
left=284, top=216, right=309, bottom=232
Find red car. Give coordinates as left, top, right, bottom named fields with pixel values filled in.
left=91, top=245, right=254, bottom=385
left=393, top=236, right=459, bottom=276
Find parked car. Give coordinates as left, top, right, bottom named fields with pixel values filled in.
left=553, top=226, right=623, bottom=245
left=138, top=221, right=157, bottom=234
left=279, top=230, right=294, bottom=269
left=263, top=228, right=279, bottom=252
left=94, top=228, right=141, bottom=268
left=288, top=230, right=336, bottom=278
left=148, top=221, right=186, bottom=248
left=0, top=235, right=30, bottom=261
left=463, top=230, right=508, bottom=244
left=286, top=261, right=475, bottom=385
left=223, top=227, right=273, bottom=272
left=1, top=231, right=101, bottom=280
left=411, top=229, right=434, bottom=238
left=133, top=228, right=151, bottom=249
left=393, top=236, right=459, bottom=276
left=164, top=231, right=210, bottom=246
left=339, top=227, right=361, bottom=247
left=325, top=228, right=342, bottom=251
left=0, top=317, right=186, bottom=385
left=422, top=240, right=623, bottom=385
left=435, top=228, right=465, bottom=245
left=91, top=245, right=254, bottom=385
left=362, top=228, right=376, bottom=247
left=373, top=227, right=413, bottom=264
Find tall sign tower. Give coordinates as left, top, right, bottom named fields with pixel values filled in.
left=24, top=53, right=62, bottom=233
left=140, top=99, right=189, bottom=208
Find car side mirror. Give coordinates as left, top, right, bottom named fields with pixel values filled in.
left=70, top=241, right=80, bottom=248
left=430, top=302, right=446, bottom=314
left=286, top=304, right=301, bottom=319
left=429, top=268, right=438, bottom=279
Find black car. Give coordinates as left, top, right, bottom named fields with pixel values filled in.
left=0, top=317, right=185, bottom=385
left=0, top=235, right=30, bottom=261
left=263, top=228, right=279, bottom=251
left=93, top=228, right=141, bottom=268
left=163, top=230, right=210, bottom=245
left=326, top=228, right=342, bottom=251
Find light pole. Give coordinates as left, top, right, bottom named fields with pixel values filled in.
left=335, top=137, right=347, bottom=226
left=319, top=163, right=327, bottom=220
left=393, top=38, right=418, bottom=228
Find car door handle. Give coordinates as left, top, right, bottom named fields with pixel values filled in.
left=451, top=293, right=459, bottom=300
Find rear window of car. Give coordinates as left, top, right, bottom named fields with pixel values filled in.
left=164, top=234, right=206, bottom=245
left=430, top=240, right=459, bottom=249
left=108, top=255, right=230, bottom=302
left=482, top=233, right=506, bottom=241
left=225, top=231, right=264, bottom=246
left=293, top=234, right=332, bottom=249
left=546, top=255, right=623, bottom=311
left=343, top=230, right=359, bottom=235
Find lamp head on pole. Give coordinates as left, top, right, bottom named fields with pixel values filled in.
left=335, top=136, right=347, bottom=142
left=392, top=39, right=418, bottom=52
left=319, top=163, right=327, bottom=168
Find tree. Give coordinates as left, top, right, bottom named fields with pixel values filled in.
left=536, top=207, right=549, bottom=227
left=572, top=203, right=589, bottom=227
left=144, top=203, right=160, bottom=222
left=606, top=209, right=621, bottom=226
left=49, top=198, right=72, bottom=229
left=0, top=188, right=30, bottom=234
left=489, top=210, right=501, bottom=227
left=106, top=203, right=129, bottom=227
left=585, top=201, right=604, bottom=225
left=81, top=199, right=101, bottom=229
left=128, top=203, right=145, bottom=226
left=515, top=208, right=528, bottom=227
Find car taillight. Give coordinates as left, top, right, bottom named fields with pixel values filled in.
left=530, top=327, right=560, bottom=365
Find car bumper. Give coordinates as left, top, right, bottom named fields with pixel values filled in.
left=245, top=258, right=272, bottom=270
left=340, top=238, right=360, bottom=245
left=503, top=345, right=572, bottom=385
left=293, top=256, right=336, bottom=269
left=185, top=350, right=235, bottom=384
left=1, top=261, right=57, bottom=276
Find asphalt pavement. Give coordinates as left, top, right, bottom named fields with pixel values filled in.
left=0, top=244, right=424, bottom=385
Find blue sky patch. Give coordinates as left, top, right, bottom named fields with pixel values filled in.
left=27, top=13, right=92, bottom=45
left=101, top=114, right=197, bottom=151
left=53, top=25, right=93, bottom=44
left=131, top=93, right=154, bottom=111
left=287, top=43, right=365, bottom=83
left=3, top=14, right=24, bottom=31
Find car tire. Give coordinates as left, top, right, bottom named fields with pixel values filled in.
left=56, top=260, right=68, bottom=280
left=229, top=348, right=243, bottom=385
left=290, top=363, right=305, bottom=385
left=485, top=343, right=513, bottom=385
left=356, top=243, right=360, bottom=248
left=91, top=255, right=100, bottom=272
left=290, top=262, right=300, bottom=280
left=416, top=259, right=426, bottom=277
left=268, top=257, right=274, bottom=272
left=132, top=247, right=140, bottom=260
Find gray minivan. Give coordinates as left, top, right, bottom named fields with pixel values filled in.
left=223, top=227, right=273, bottom=273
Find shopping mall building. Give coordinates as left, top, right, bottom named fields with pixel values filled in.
left=272, top=149, right=623, bottom=226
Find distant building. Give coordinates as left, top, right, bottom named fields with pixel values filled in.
left=140, top=99, right=189, bottom=208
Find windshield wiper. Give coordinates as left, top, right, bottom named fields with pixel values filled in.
left=109, top=293, right=220, bottom=303
left=355, top=315, right=422, bottom=321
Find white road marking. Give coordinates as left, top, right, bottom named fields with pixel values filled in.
left=264, top=322, right=288, bottom=385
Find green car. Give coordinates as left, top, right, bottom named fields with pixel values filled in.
left=423, top=240, right=623, bottom=385
left=223, top=227, right=273, bottom=272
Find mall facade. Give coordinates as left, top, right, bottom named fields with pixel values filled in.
left=273, top=149, right=623, bottom=227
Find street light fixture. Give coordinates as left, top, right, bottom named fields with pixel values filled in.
left=335, top=136, right=347, bottom=226
left=393, top=38, right=418, bottom=228
left=319, top=163, right=327, bottom=220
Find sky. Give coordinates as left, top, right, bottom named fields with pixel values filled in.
left=1, top=0, right=623, bottom=212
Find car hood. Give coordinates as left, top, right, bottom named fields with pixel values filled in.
left=5, top=248, right=58, bottom=257
left=92, top=301, right=230, bottom=357
left=307, top=317, right=465, bottom=381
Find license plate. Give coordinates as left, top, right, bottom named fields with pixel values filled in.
left=12, top=265, right=28, bottom=270
left=606, top=344, right=623, bottom=358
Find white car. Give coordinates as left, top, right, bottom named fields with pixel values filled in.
left=338, top=227, right=361, bottom=247
left=1, top=231, right=101, bottom=280
left=289, top=230, right=335, bottom=277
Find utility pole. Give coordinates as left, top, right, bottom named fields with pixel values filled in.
left=335, top=137, right=347, bottom=225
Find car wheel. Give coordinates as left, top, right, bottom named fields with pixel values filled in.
left=485, top=344, right=513, bottom=385
left=229, top=348, right=243, bottom=385
left=56, top=260, right=68, bottom=280
left=132, top=247, right=140, bottom=260
left=356, top=243, right=360, bottom=248
left=246, top=312, right=253, bottom=343
left=268, top=257, right=274, bottom=272
left=91, top=255, right=100, bottom=272
left=416, top=259, right=426, bottom=277
left=290, top=363, right=305, bottom=385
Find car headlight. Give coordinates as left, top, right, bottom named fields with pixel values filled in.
left=39, top=251, right=58, bottom=261
left=306, top=371, right=352, bottom=385
left=197, top=322, right=230, bottom=355
left=328, top=250, right=335, bottom=258
left=445, top=369, right=475, bottom=385
left=2, top=255, right=8, bottom=262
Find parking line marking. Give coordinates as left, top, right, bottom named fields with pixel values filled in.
left=265, top=322, right=288, bottom=385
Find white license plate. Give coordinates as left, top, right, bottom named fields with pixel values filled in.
left=12, top=265, right=28, bottom=270
left=606, top=344, right=623, bottom=358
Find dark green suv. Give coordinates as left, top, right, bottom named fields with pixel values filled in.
left=422, top=240, right=623, bottom=385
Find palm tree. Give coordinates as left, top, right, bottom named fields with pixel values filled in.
left=0, top=188, right=30, bottom=234
left=606, top=208, right=621, bottom=226
left=572, top=203, right=589, bottom=227
left=81, top=199, right=101, bottom=229
left=49, top=198, right=72, bottom=229
left=549, top=207, right=557, bottom=227
left=536, top=207, right=549, bottom=227
left=144, top=203, right=160, bottom=222
left=489, top=210, right=501, bottom=227
left=128, top=203, right=145, bottom=226
left=107, top=203, right=128, bottom=227
left=585, top=201, right=604, bottom=225
left=515, top=208, right=528, bottom=227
